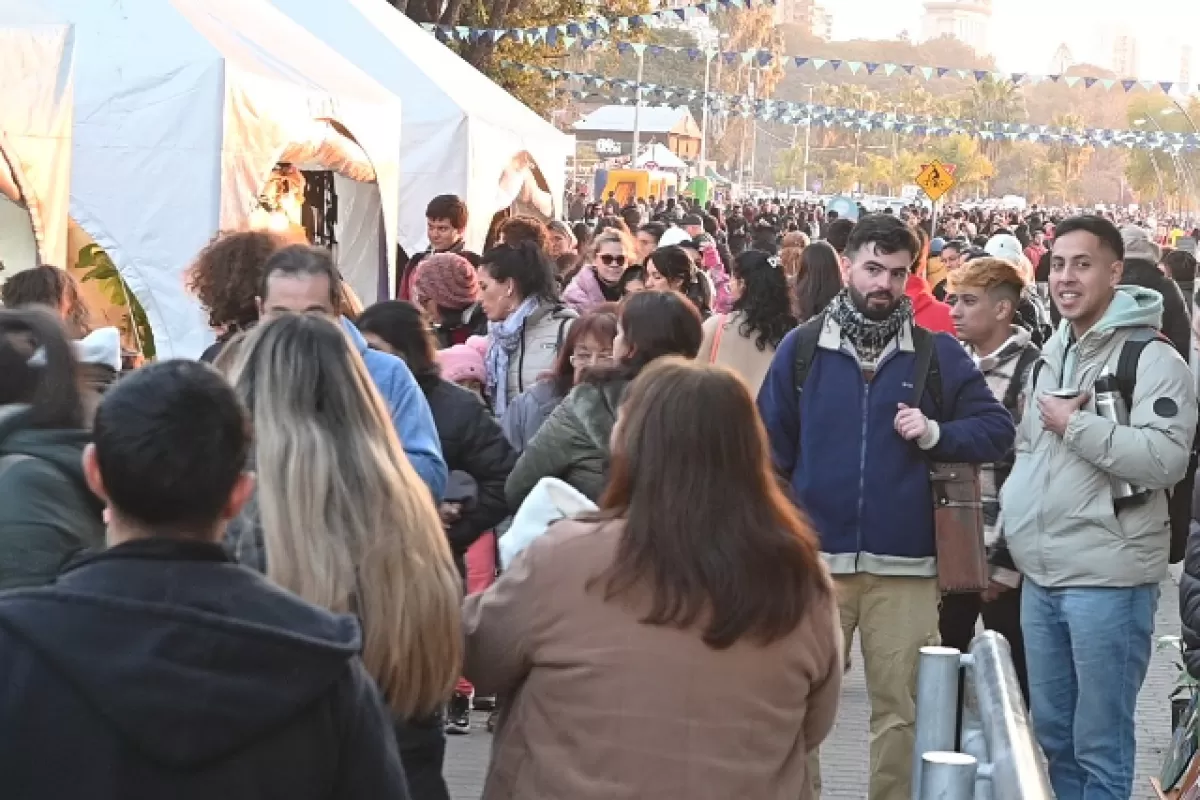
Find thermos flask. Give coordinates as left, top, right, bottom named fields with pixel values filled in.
left=1093, top=369, right=1149, bottom=509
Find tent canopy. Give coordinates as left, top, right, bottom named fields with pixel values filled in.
left=0, top=0, right=73, bottom=269
left=274, top=0, right=573, bottom=254
left=634, top=143, right=687, bottom=170
left=38, top=0, right=403, bottom=358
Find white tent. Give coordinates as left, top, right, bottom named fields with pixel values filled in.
left=272, top=0, right=574, bottom=254
left=0, top=0, right=73, bottom=271
left=634, top=143, right=687, bottom=171
left=37, top=0, right=404, bottom=358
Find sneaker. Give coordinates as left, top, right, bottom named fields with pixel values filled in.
left=445, top=692, right=472, bottom=735
left=473, top=695, right=496, bottom=711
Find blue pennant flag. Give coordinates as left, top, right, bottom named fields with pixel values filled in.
left=1121, top=79, right=1137, bottom=92
left=1084, top=77, right=1098, bottom=88
left=973, top=70, right=988, bottom=81
left=829, top=59, right=842, bottom=70
left=1160, top=82, right=1174, bottom=94
left=756, top=50, right=773, bottom=66
left=865, top=62, right=880, bottom=74
left=902, top=64, right=915, bottom=74
left=795, top=57, right=809, bottom=68
left=936, top=67, right=950, bottom=78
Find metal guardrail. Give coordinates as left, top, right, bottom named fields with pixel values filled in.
left=912, top=630, right=1054, bottom=800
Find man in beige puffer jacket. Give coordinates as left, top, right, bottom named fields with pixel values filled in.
left=999, top=215, right=1197, bottom=800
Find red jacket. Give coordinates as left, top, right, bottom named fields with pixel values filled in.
left=905, top=275, right=955, bottom=335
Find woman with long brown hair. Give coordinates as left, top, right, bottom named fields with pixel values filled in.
left=465, top=359, right=842, bottom=800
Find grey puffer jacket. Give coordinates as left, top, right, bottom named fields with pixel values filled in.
left=500, top=379, right=565, bottom=454
left=504, top=378, right=628, bottom=510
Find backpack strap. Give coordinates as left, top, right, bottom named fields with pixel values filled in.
left=791, top=313, right=827, bottom=397
left=1003, top=346, right=1042, bottom=415
left=1116, top=328, right=1169, bottom=410
left=909, top=327, right=944, bottom=418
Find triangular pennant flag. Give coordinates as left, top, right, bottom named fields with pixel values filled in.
left=884, top=64, right=897, bottom=76
left=847, top=61, right=862, bottom=74
left=1122, top=79, right=1137, bottom=92
left=757, top=50, right=774, bottom=66
left=794, top=57, right=809, bottom=68
left=1011, top=73, right=1025, bottom=84
left=1101, top=79, right=1116, bottom=90
left=741, top=51, right=755, bottom=65
left=1141, top=80, right=1157, bottom=91
left=922, top=67, right=934, bottom=80
left=676, top=7, right=687, bottom=20
left=956, top=69, right=970, bottom=80
left=829, top=59, right=842, bottom=70
left=936, top=67, right=950, bottom=78
left=1084, top=77, right=1098, bottom=88
left=973, top=70, right=988, bottom=82
left=1047, top=74, right=1060, bottom=83
left=812, top=58, right=827, bottom=70
left=902, top=64, right=915, bottom=74
left=1064, top=76, right=1080, bottom=88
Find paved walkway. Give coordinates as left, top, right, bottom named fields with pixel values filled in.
left=446, top=574, right=1183, bottom=799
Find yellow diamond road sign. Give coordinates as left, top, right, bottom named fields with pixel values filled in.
left=916, top=160, right=956, bottom=202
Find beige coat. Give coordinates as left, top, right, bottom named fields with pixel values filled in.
left=462, top=519, right=843, bottom=800
left=698, top=310, right=778, bottom=396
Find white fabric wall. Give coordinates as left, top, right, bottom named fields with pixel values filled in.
left=333, top=173, right=384, bottom=304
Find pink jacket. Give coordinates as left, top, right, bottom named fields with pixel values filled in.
left=562, top=267, right=608, bottom=312
left=699, top=237, right=733, bottom=314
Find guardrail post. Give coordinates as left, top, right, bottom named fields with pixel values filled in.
left=919, top=752, right=978, bottom=800
left=912, top=646, right=963, bottom=800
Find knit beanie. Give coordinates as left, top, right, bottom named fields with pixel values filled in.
left=414, top=252, right=478, bottom=310
left=437, top=343, right=486, bottom=386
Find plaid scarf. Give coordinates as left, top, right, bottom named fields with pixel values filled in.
left=825, top=289, right=913, bottom=364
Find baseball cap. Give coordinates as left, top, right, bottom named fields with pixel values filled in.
left=984, top=234, right=1023, bottom=264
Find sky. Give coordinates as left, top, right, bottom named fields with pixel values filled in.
left=823, top=0, right=1193, bottom=83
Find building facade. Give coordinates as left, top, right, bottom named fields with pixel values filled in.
left=919, top=0, right=992, bottom=55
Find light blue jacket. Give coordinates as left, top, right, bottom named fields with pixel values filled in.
left=341, top=318, right=447, bottom=500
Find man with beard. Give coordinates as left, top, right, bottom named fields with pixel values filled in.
left=757, top=214, right=1014, bottom=800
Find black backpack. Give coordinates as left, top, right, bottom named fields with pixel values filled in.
left=1029, top=328, right=1197, bottom=564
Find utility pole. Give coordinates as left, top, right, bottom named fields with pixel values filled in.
left=802, top=85, right=813, bottom=193
left=698, top=48, right=716, bottom=174
left=631, top=46, right=645, bottom=164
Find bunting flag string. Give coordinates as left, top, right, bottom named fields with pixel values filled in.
left=423, top=21, right=1200, bottom=98
left=512, top=63, right=1200, bottom=153
left=419, top=0, right=774, bottom=48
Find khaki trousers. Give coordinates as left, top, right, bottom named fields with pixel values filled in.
left=809, top=573, right=940, bottom=800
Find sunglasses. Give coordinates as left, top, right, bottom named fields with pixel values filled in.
left=598, top=254, right=627, bottom=267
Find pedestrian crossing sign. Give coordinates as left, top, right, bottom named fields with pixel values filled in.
left=916, top=160, right=956, bottom=202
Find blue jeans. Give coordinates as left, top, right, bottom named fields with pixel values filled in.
left=1021, top=580, right=1159, bottom=800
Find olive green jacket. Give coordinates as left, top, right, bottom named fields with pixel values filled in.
left=505, top=379, right=628, bottom=511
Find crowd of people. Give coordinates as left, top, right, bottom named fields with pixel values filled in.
left=0, top=183, right=1199, bottom=800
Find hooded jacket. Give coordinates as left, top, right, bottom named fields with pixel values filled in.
left=905, top=274, right=956, bottom=334
left=0, top=406, right=105, bottom=590
left=1000, top=287, right=1198, bottom=589
left=505, top=378, right=627, bottom=510
left=0, top=538, right=408, bottom=800
left=340, top=317, right=447, bottom=500
left=1181, top=478, right=1200, bottom=677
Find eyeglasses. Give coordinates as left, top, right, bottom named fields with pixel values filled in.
left=570, top=350, right=614, bottom=367
left=598, top=254, right=627, bottom=267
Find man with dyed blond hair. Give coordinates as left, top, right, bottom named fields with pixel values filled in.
left=941, top=256, right=1041, bottom=701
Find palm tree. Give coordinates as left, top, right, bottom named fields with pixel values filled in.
left=960, top=77, right=1027, bottom=180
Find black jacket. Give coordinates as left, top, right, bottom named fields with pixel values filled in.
left=0, top=538, right=409, bottom=800
left=421, top=377, right=516, bottom=568
left=1182, top=480, right=1200, bottom=678
left=1122, top=259, right=1191, bottom=358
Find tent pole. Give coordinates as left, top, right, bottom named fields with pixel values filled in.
left=632, top=49, right=645, bottom=165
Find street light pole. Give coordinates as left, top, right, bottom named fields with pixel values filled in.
left=802, top=85, right=813, bottom=194
left=631, top=47, right=645, bottom=165
left=698, top=48, right=715, bottom=173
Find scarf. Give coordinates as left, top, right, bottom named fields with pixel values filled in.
left=825, top=288, right=913, bottom=365
left=485, top=296, right=539, bottom=416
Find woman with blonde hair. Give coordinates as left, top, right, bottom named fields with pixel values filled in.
left=223, top=313, right=462, bottom=799
left=562, top=228, right=636, bottom=311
